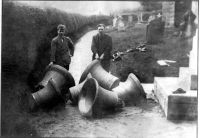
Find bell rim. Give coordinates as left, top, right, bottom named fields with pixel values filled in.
left=109, top=77, right=120, bottom=89
left=39, top=64, right=75, bottom=89
left=32, top=93, right=40, bottom=106
left=78, top=78, right=99, bottom=117
left=128, top=73, right=146, bottom=97
left=49, top=64, right=75, bottom=87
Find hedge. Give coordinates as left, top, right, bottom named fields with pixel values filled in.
left=2, top=2, right=109, bottom=87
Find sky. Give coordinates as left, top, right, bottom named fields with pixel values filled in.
left=17, top=1, right=143, bottom=16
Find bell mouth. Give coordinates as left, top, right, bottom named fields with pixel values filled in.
left=128, top=73, right=146, bottom=98
left=78, top=78, right=99, bottom=117
left=110, top=79, right=120, bottom=89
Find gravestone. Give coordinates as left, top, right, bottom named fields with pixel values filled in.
left=146, top=17, right=165, bottom=44
left=128, top=15, right=133, bottom=23
left=113, top=17, right=118, bottom=28
left=117, top=18, right=126, bottom=31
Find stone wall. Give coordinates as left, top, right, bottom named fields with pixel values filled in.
left=162, top=2, right=175, bottom=28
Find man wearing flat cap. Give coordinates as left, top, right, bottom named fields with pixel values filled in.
left=91, top=24, right=113, bottom=72
left=49, top=24, right=74, bottom=70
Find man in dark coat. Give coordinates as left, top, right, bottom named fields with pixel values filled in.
left=91, top=24, right=113, bottom=72
left=49, top=24, right=74, bottom=70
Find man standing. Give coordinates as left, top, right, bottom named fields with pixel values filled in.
left=91, top=24, right=113, bottom=72
left=49, top=24, right=74, bottom=70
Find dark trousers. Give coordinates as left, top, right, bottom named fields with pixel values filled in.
left=100, top=60, right=111, bottom=72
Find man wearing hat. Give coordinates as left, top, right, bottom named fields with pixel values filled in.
left=49, top=24, right=74, bottom=70
left=91, top=24, right=113, bottom=72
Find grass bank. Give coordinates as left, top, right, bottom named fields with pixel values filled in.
left=108, top=24, right=190, bottom=83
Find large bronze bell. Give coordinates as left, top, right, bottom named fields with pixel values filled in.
left=78, top=78, right=123, bottom=117
left=32, top=78, right=61, bottom=107
left=79, top=59, right=119, bottom=90
left=37, top=64, right=75, bottom=94
left=112, top=73, right=146, bottom=105
left=31, top=64, right=75, bottom=108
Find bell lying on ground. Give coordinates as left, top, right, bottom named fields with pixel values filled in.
left=78, top=78, right=124, bottom=117
left=32, top=78, right=61, bottom=108
left=36, top=64, right=75, bottom=94
left=79, top=59, right=120, bottom=90
left=112, top=73, right=146, bottom=105
left=31, top=64, right=75, bottom=109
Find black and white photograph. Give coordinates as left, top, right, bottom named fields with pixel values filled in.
left=1, top=0, right=198, bottom=137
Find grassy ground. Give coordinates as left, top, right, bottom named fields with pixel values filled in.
left=109, top=24, right=191, bottom=83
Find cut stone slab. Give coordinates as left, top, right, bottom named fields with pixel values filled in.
left=154, top=77, right=197, bottom=120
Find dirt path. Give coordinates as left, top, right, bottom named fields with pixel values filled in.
left=69, top=30, right=98, bottom=84
left=31, top=30, right=197, bottom=138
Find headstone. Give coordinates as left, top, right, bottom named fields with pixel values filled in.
left=128, top=15, right=133, bottom=23
left=117, top=18, right=125, bottom=31
left=113, top=17, right=118, bottom=28
left=140, top=13, right=144, bottom=22
left=146, top=17, right=165, bottom=44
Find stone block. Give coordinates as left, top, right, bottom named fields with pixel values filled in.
left=190, top=75, right=197, bottom=90
left=154, top=77, right=197, bottom=120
